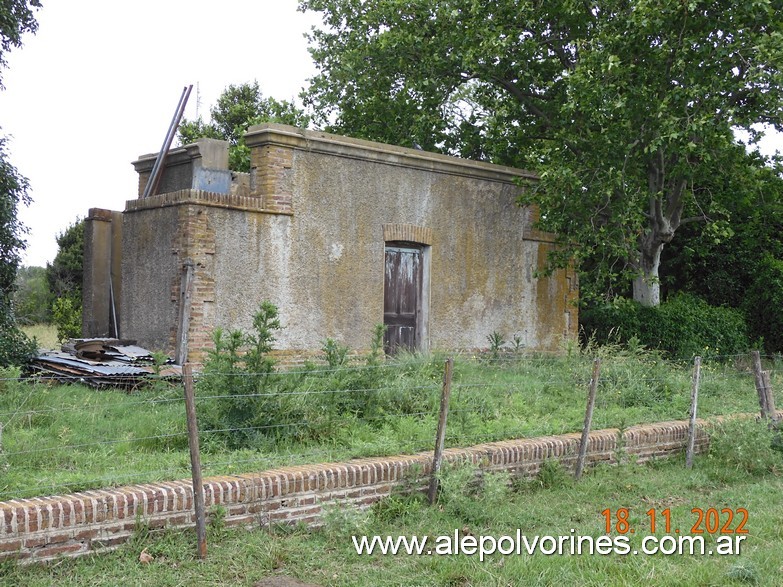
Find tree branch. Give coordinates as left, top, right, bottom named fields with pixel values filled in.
left=679, top=215, right=707, bottom=225
left=489, top=76, right=549, bottom=120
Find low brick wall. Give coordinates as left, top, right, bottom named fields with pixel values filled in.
left=0, top=418, right=710, bottom=563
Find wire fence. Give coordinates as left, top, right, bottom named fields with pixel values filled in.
left=0, top=350, right=780, bottom=502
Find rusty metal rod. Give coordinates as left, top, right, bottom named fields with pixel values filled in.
left=142, top=85, right=193, bottom=199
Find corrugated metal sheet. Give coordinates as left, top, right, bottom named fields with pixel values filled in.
left=25, top=339, right=181, bottom=390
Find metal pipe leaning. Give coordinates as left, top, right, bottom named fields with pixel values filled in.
left=141, top=85, right=193, bottom=199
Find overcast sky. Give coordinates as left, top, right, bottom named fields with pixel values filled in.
left=0, top=0, right=319, bottom=267
left=1, top=1, right=781, bottom=267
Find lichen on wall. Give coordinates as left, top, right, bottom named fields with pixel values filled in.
left=118, top=125, right=577, bottom=361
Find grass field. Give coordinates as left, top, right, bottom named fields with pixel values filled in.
left=2, top=417, right=781, bottom=586
left=0, top=346, right=777, bottom=501
left=21, top=323, right=58, bottom=350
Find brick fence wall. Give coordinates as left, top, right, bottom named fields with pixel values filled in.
left=0, top=418, right=713, bottom=564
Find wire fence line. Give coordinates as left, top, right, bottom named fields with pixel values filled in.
left=0, top=350, right=780, bottom=502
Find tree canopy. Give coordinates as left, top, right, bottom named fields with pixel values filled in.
left=46, top=218, right=84, bottom=302
left=179, top=81, right=310, bottom=171
left=0, top=132, right=36, bottom=364
left=13, top=265, right=49, bottom=325
left=300, top=0, right=783, bottom=305
left=0, top=0, right=40, bottom=89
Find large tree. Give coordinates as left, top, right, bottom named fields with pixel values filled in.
left=179, top=81, right=310, bottom=172
left=300, top=0, right=783, bottom=305
left=0, top=0, right=41, bottom=365
left=0, top=136, right=37, bottom=364
left=46, top=218, right=84, bottom=302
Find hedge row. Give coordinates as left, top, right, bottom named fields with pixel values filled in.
left=580, top=293, right=750, bottom=359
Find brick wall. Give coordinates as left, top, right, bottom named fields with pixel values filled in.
left=0, top=418, right=712, bottom=564
left=249, top=143, right=294, bottom=214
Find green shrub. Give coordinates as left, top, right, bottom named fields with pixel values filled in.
left=743, top=255, right=783, bottom=354
left=366, top=324, right=387, bottom=366
left=579, top=297, right=643, bottom=345
left=706, top=418, right=783, bottom=482
left=581, top=293, right=749, bottom=359
left=654, top=294, right=749, bottom=359
left=322, top=338, right=349, bottom=368
left=51, top=296, right=81, bottom=342
left=197, top=306, right=448, bottom=450
left=0, top=305, right=37, bottom=367
left=436, top=463, right=511, bottom=525
left=196, top=302, right=293, bottom=449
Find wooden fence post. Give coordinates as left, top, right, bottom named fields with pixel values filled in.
left=575, top=358, right=601, bottom=480
left=428, top=357, right=454, bottom=505
left=183, top=363, right=207, bottom=559
left=751, top=350, right=769, bottom=419
left=175, top=260, right=195, bottom=365
left=686, top=356, right=702, bottom=469
left=762, top=370, right=778, bottom=422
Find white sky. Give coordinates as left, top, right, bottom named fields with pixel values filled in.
left=0, top=0, right=319, bottom=267
left=0, top=1, right=781, bottom=267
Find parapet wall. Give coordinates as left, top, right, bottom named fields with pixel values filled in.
left=0, top=418, right=712, bottom=564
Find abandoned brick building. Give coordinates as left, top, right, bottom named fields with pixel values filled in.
left=82, top=123, right=577, bottom=363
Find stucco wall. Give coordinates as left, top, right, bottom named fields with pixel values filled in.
left=120, top=205, right=182, bottom=351
left=119, top=125, right=577, bottom=360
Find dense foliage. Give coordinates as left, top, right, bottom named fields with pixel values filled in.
left=660, top=147, right=783, bottom=351
left=0, top=0, right=41, bottom=365
left=0, top=136, right=36, bottom=365
left=0, top=0, right=40, bottom=89
left=46, top=218, right=84, bottom=301
left=196, top=303, right=424, bottom=450
left=300, top=0, right=783, bottom=305
left=178, top=81, right=310, bottom=171
left=580, top=293, right=749, bottom=359
left=13, top=265, right=49, bottom=324
left=742, top=256, right=783, bottom=355
left=42, top=218, right=85, bottom=341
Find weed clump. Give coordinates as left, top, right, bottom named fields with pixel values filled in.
left=705, top=418, right=783, bottom=482
left=197, top=303, right=441, bottom=451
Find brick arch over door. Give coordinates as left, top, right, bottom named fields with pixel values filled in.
left=382, top=224, right=433, bottom=246
left=382, top=224, right=432, bottom=354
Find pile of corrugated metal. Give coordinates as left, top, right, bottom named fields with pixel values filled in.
left=24, top=338, right=182, bottom=390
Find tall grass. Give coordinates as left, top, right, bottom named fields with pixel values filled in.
left=20, top=323, right=58, bottom=350
left=3, top=424, right=782, bottom=585
left=0, top=346, right=773, bottom=501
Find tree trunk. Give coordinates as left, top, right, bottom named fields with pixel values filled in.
left=635, top=160, right=688, bottom=307
left=633, top=256, right=661, bottom=306
left=633, top=234, right=664, bottom=307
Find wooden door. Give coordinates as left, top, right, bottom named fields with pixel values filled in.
left=384, top=245, right=422, bottom=354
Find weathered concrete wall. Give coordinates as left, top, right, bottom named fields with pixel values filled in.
left=120, top=204, right=182, bottom=351
left=132, top=138, right=232, bottom=197
left=82, top=208, right=123, bottom=338
left=120, top=124, right=577, bottom=361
